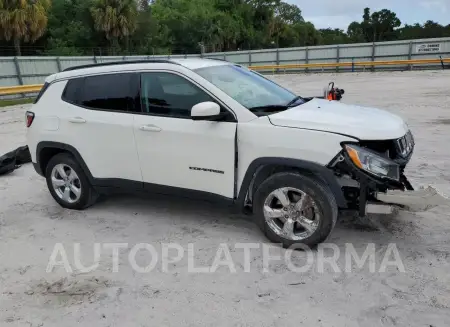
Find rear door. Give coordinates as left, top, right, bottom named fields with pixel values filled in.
left=58, top=73, right=142, bottom=183
left=133, top=71, right=237, bottom=199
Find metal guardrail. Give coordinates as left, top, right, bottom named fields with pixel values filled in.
left=0, top=84, right=43, bottom=96
left=249, top=57, right=450, bottom=71
left=0, top=58, right=449, bottom=97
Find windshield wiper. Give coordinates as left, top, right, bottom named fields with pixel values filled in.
left=248, top=104, right=288, bottom=113
left=286, top=96, right=304, bottom=107
left=249, top=96, right=305, bottom=113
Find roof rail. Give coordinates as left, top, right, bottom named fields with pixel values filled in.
left=204, top=57, right=228, bottom=62
left=62, top=59, right=179, bottom=72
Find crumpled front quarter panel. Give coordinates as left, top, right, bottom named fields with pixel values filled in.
left=236, top=117, right=356, bottom=193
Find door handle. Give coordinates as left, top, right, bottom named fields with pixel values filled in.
left=69, top=117, right=86, bottom=124
left=139, top=124, right=161, bottom=132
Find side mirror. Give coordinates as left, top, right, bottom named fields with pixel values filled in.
left=191, top=101, right=222, bottom=121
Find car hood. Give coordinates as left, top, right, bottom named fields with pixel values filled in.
left=268, top=98, right=408, bottom=140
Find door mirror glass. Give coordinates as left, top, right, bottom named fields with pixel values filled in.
left=191, top=101, right=221, bottom=120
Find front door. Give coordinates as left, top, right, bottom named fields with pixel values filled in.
left=133, top=71, right=237, bottom=199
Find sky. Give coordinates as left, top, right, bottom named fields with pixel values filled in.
left=287, top=0, right=449, bottom=30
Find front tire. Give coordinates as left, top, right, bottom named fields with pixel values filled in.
left=253, top=172, right=338, bottom=248
left=45, top=153, right=98, bottom=210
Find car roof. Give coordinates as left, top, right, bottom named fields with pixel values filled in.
left=46, top=58, right=232, bottom=83
left=171, top=58, right=231, bottom=69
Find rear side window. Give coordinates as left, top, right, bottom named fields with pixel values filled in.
left=62, top=73, right=140, bottom=112
left=62, top=78, right=84, bottom=104
left=34, top=82, right=50, bottom=104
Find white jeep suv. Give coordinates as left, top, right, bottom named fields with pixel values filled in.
left=26, top=58, right=415, bottom=247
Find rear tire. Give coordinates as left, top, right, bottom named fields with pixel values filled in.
left=45, top=153, right=98, bottom=210
left=253, top=172, right=338, bottom=248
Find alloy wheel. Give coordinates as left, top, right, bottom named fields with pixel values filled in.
left=51, top=164, right=82, bottom=204
left=263, top=187, right=321, bottom=241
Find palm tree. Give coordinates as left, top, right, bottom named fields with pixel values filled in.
left=90, top=0, right=138, bottom=55
left=0, top=0, right=51, bottom=56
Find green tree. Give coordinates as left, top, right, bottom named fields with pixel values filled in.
left=45, top=0, right=99, bottom=56
left=347, top=21, right=365, bottom=43
left=398, top=20, right=450, bottom=40
left=1, top=1, right=445, bottom=57
left=0, top=0, right=51, bottom=55
left=319, top=28, right=349, bottom=45
left=138, top=0, right=150, bottom=11
left=373, top=9, right=401, bottom=41
left=358, top=7, right=401, bottom=42
left=90, top=0, right=138, bottom=54
left=130, top=0, right=154, bottom=54
left=294, top=22, right=321, bottom=46
left=276, top=2, right=303, bottom=25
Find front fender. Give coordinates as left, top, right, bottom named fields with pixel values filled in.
left=236, top=157, right=347, bottom=209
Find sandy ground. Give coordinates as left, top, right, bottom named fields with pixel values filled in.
left=1, top=71, right=450, bottom=327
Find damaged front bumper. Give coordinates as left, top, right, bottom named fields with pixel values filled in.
left=335, top=158, right=449, bottom=215
left=329, top=132, right=449, bottom=215
left=373, top=186, right=450, bottom=213
left=354, top=168, right=417, bottom=216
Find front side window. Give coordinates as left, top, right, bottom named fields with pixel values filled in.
left=64, top=73, right=140, bottom=112
left=194, top=64, right=304, bottom=114
left=140, top=72, right=215, bottom=118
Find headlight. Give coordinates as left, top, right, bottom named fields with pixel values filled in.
left=344, top=144, right=400, bottom=181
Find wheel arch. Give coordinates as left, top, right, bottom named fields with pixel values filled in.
left=36, top=142, right=94, bottom=183
left=237, top=157, right=347, bottom=210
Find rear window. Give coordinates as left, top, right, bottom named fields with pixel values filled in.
left=34, top=82, right=50, bottom=104
left=62, top=73, right=140, bottom=112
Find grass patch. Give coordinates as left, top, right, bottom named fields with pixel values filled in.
left=0, top=97, right=35, bottom=108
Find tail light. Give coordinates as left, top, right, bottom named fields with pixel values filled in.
left=26, top=111, right=35, bottom=127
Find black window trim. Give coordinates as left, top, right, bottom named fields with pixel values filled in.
left=136, top=69, right=237, bottom=122
left=60, top=71, right=142, bottom=114
left=34, top=81, right=50, bottom=104
left=59, top=69, right=238, bottom=122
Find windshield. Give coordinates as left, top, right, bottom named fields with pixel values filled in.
left=194, top=64, right=304, bottom=112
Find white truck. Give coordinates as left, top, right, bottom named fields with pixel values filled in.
left=26, top=58, right=417, bottom=247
